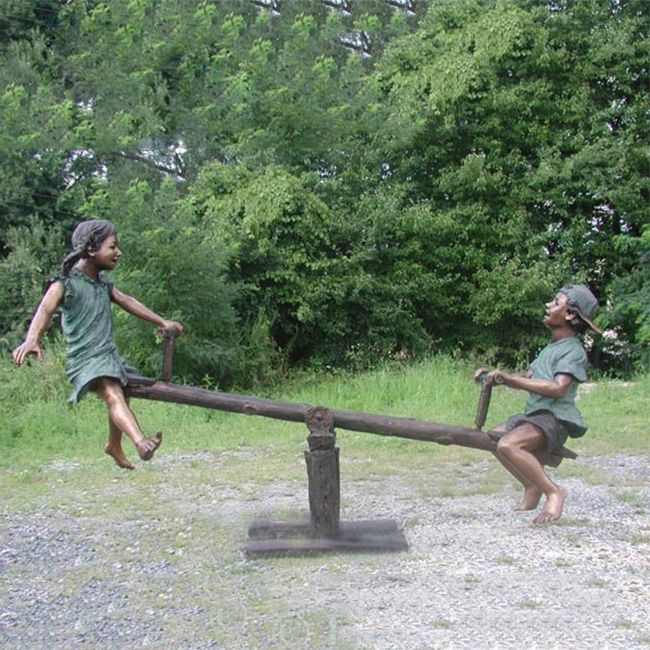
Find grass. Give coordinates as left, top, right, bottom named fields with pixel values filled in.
left=432, top=619, right=455, bottom=629
left=586, top=579, right=608, bottom=589
left=553, top=517, right=592, bottom=528
left=1, top=353, right=648, bottom=486
left=575, top=375, right=650, bottom=454
left=615, top=491, right=647, bottom=513
left=517, top=599, right=542, bottom=610
left=463, top=574, right=483, bottom=583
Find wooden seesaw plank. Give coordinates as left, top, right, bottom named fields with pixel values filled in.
left=126, top=378, right=496, bottom=451
left=126, top=377, right=577, bottom=462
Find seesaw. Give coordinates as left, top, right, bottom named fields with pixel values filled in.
left=125, top=329, right=576, bottom=557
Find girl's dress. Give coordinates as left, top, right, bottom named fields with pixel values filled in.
left=60, top=268, right=130, bottom=403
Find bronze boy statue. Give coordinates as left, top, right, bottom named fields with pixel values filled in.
left=477, top=284, right=601, bottom=524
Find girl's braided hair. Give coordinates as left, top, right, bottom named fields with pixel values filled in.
left=62, top=220, right=117, bottom=276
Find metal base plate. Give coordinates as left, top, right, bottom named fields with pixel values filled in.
left=245, top=518, right=408, bottom=557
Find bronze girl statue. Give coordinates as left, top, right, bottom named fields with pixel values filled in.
left=12, top=220, right=183, bottom=469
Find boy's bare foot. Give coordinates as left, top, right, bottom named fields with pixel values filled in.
left=104, top=443, right=135, bottom=470
left=137, top=431, right=163, bottom=461
left=515, top=486, right=543, bottom=511
left=533, top=486, right=567, bottom=524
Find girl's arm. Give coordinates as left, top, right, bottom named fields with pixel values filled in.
left=12, top=281, right=65, bottom=365
left=484, top=369, right=573, bottom=399
left=110, top=287, right=183, bottom=336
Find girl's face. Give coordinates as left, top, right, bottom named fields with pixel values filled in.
left=90, top=235, right=121, bottom=270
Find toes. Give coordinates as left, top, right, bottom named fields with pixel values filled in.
left=138, top=433, right=163, bottom=461
left=533, top=508, right=560, bottom=524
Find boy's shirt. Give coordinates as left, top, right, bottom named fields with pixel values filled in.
left=525, top=336, right=588, bottom=436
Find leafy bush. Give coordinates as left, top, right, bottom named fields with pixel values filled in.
left=0, top=218, right=65, bottom=344
left=600, top=228, right=650, bottom=373
left=0, top=333, right=68, bottom=405
left=104, top=179, right=243, bottom=386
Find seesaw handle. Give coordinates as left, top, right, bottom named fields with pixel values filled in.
left=161, top=325, right=180, bottom=383
left=474, top=370, right=503, bottom=430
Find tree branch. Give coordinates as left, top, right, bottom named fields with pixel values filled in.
left=118, top=151, right=187, bottom=180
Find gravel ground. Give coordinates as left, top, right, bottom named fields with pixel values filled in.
left=1, top=451, right=649, bottom=650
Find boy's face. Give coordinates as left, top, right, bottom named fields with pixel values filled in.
left=90, top=235, right=121, bottom=271
left=544, top=292, right=574, bottom=328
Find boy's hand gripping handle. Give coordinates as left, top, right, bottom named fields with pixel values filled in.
left=161, top=325, right=181, bottom=383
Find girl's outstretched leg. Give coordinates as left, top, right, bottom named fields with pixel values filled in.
left=93, top=378, right=162, bottom=461
left=104, top=414, right=135, bottom=470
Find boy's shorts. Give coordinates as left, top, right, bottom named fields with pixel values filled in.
left=505, top=410, right=569, bottom=455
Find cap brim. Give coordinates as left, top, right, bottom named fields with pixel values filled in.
left=578, top=314, right=603, bottom=335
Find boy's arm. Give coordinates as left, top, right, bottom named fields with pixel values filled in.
left=110, top=287, right=183, bottom=336
left=12, top=281, right=65, bottom=365
left=485, top=369, right=574, bottom=399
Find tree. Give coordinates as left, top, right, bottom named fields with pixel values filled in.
left=1, top=0, right=647, bottom=379
left=364, top=0, right=649, bottom=362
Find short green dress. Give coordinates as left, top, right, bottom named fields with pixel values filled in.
left=60, top=268, right=130, bottom=403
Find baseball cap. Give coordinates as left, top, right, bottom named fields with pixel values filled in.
left=559, top=284, right=602, bottom=334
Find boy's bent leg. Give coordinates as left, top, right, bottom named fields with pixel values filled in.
left=497, top=424, right=567, bottom=523
left=517, top=486, right=544, bottom=512
left=93, top=378, right=162, bottom=461
left=491, top=424, right=543, bottom=511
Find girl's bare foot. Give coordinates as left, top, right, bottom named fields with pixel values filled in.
left=104, top=443, right=135, bottom=470
left=136, top=431, right=163, bottom=461
left=533, top=486, right=567, bottom=524
left=515, top=486, right=543, bottom=511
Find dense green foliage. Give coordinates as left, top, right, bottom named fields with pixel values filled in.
left=1, top=0, right=648, bottom=384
